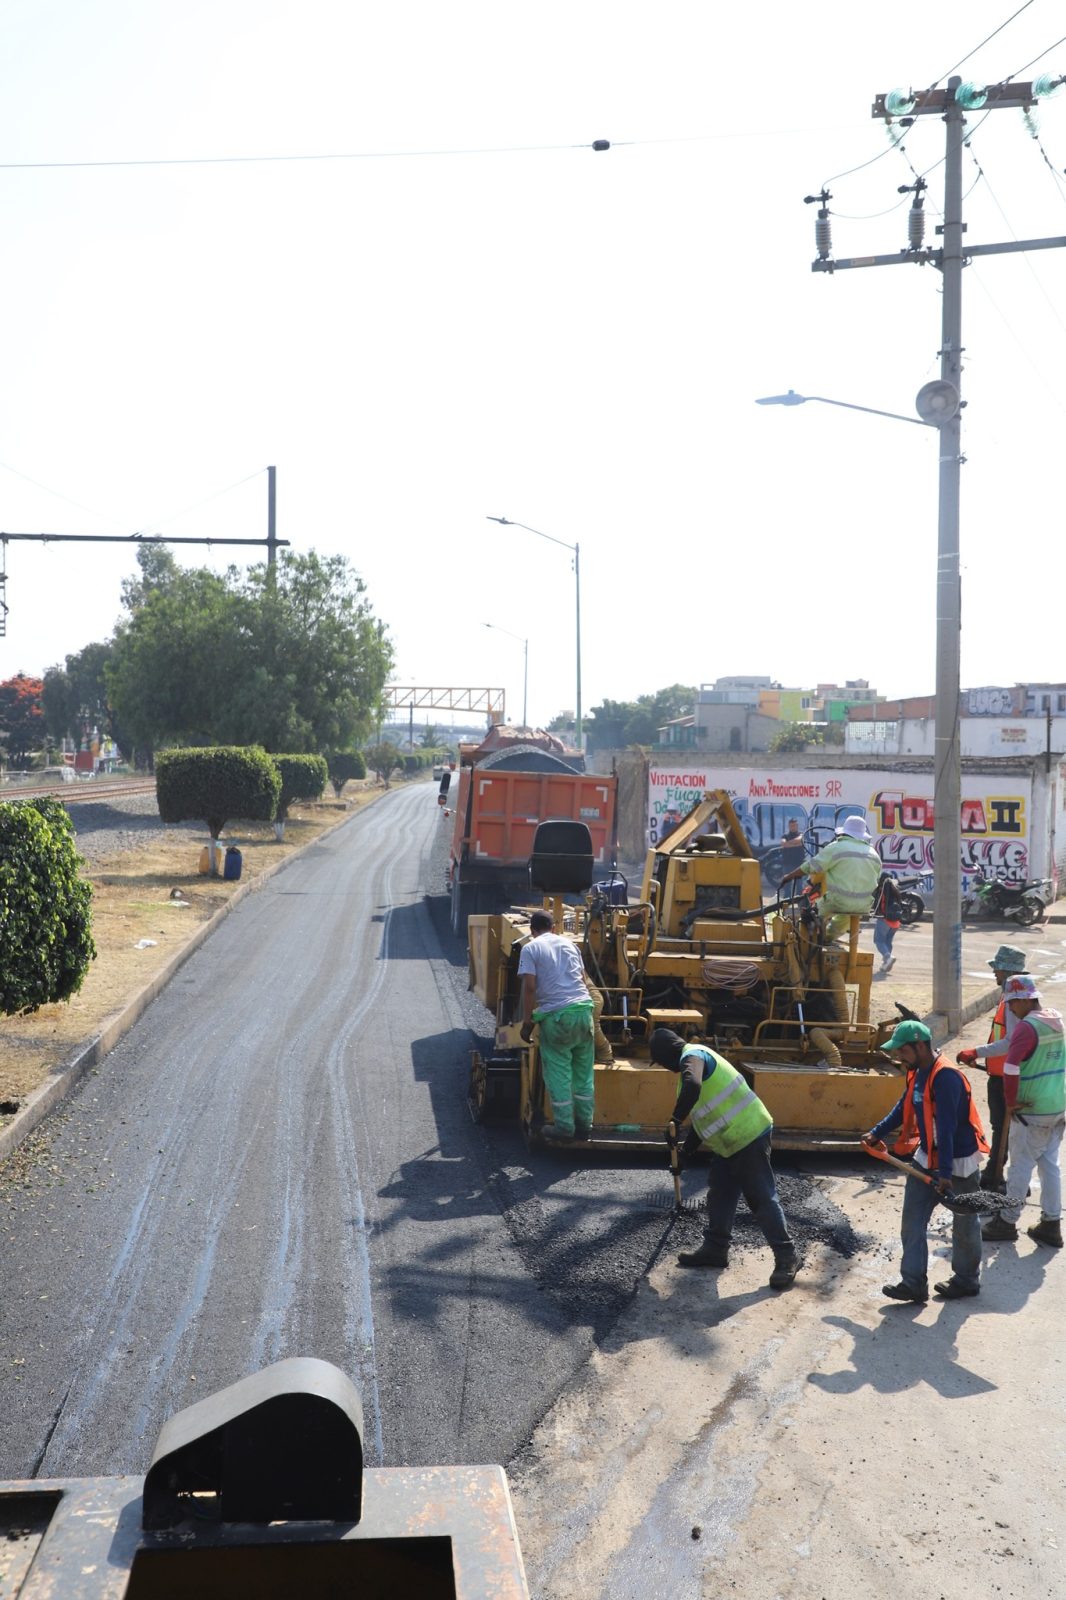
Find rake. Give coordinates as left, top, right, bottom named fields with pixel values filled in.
left=647, top=1120, right=705, bottom=1214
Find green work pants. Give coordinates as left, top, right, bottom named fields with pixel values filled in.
left=536, top=1002, right=595, bottom=1135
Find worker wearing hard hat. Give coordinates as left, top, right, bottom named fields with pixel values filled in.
left=980, top=975, right=1065, bottom=1249
left=779, top=814, right=882, bottom=941
left=863, top=1019, right=989, bottom=1302
left=650, top=1028, right=799, bottom=1290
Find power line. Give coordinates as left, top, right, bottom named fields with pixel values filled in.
left=0, top=458, right=121, bottom=528
left=1010, top=29, right=1066, bottom=76
left=933, top=0, right=1039, bottom=84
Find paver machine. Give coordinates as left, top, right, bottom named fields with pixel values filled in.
left=467, top=791, right=905, bottom=1150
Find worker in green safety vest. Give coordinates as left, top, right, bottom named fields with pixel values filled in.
left=981, top=974, right=1066, bottom=1249
left=649, top=1028, right=799, bottom=1290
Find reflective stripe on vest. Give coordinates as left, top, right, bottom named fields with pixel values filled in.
left=1018, top=1011, right=1066, bottom=1116
left=989, top=999, right=1006, bottom=1044
left=892, top=1055, right=990, bottom=1160
left=679, top=1046, right=772, bottom=1158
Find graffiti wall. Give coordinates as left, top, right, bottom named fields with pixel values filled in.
left=647, top=766, right=1033, bottom=892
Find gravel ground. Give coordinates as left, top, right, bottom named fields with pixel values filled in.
left=63, top=791, right=200, bottom=864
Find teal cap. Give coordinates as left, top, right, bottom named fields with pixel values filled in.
left=884, top=1019, right=932, bottom=1051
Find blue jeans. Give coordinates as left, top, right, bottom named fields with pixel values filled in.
left=703, top=1129, right=793, bottom=1254
left=873, top=919, right=897, bottom=962
left=900, top=1167, right=982, bottom=1291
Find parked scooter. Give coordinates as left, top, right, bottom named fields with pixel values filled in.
left=962, top=867, right=1053, bottom=926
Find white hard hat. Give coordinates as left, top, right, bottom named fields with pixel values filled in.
left=836, top=815, right=872, bottom=843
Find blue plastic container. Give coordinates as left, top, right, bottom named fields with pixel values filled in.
left=223, top=846, right=243, bottom=882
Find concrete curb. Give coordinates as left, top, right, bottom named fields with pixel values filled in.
left=922, top=985, right=1001, bottom=1046
left=0, top=792, right=388, bottom=1166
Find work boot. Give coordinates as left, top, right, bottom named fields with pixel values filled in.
left=573, top=1124, right=592, bottom=1143
left=677, top=1241, right=729, bottom=1269
left=542, top=1125, right=574, bottom=1146
left=933, top=1277, right=979, bottom=1299
left=1027, top=1216, right=1064, bottom=1248
left=981, top=1215, right=1018, bottom=1242
left=881, top=1280, right=928, bottom=1303
left=768, top=1248, right=799, bottom=1290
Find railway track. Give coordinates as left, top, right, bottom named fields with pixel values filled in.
left=1, top=778, right=157, bottom=806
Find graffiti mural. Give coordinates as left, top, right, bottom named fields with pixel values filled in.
left=647, top=766, right=1032, bottom=891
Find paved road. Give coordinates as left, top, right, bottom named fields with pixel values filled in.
left=0, top=786, right=587, bottom=1478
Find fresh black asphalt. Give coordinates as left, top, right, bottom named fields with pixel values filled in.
left=0, top=784, right=858, bottom=1481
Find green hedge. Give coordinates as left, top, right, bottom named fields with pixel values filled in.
left=156, top=746, right=280, bottom=839
left=327, top=750, right=367, bottom=796
left=0, top=798, right=95, bottom=1016
left=273, top=753, right=329, bottom=819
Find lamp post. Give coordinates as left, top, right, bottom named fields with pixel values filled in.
left=483, top=622, right=529, bottom=731
left=486, top=516, right=581, bottom=748
left=756, top=381, right=963, bottom=1032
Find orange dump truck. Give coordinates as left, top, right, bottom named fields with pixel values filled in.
left=448, top=732, right=617, bottom=936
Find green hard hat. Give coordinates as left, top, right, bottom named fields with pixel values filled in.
left=884, top=1019, right=932, bottom=1051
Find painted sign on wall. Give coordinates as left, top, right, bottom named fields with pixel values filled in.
left=647, top=766, right=1032, bottom=891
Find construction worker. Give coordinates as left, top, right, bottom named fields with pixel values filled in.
left=649, top=1028, right=799, bottom=1290
left=863, top=1020, right=989, bottom=1302
left=519, top=910, right=595, bottom=1143
left=779, top=814, right=881, bottom=941
left=957, top=944, right=1029, bottom=1189
left=981, top=975, right=1065, bottom=1249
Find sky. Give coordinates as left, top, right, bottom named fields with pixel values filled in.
left=1, top=1, right=1064, bottom=732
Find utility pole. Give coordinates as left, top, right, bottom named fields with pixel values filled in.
left=267, top=464, right=278, bottom=575
left=810, top=72, right=1066, bottom=1034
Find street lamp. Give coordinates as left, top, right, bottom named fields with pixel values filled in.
left=483, top=622, right=529, bottom=731
left=755, top=389, right=928, bottom=427
left=756, top=380, right=963, bottom=1033
left=486, top=516, right=582, bottom=749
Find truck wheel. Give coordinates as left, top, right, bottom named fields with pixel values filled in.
left=450, top=876, right=471, bottom=938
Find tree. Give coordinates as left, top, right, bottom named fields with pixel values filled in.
left=271, top=753, right=328, bottom=839
left=224, top=551, right=394, bottom=753
left=43, top=641, right=117, bottom=749
left=108, top=568, right=243, bottom=766
left=106, top=547, right=394, bottom=759
left=584, top=685, right=696, bottom=752
left=0, top=674, right=45, bottom=768
left=155, top=747, right=280, bottom=873
left=768, top=721, right=824, bottom=754
left=364, top=741, right=404, bottom=787
left=327, top=750, right=367, bottom=796
left=420, top=723, right=441, bottom=749
left=0, top=798, right=95, bottom=1015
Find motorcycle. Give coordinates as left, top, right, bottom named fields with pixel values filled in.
left=962, top=868, right=1053, bottom=927
left=892, top=874, right=927, bottom=925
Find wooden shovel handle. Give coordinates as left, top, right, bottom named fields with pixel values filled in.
left=863, top=1139, right=941, bottom=1191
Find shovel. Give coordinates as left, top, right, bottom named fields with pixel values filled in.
left=862, top=1140, right=1002, bottom=1215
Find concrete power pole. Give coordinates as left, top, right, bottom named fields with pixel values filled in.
left=812, top=72, right=1066, bottom=1033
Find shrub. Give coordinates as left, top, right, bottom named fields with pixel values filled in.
left=327, top=750, right=367, bottom=796
left=273, top=754, right=329, bottom=820
left=156, top=746, right=280, bottom=844
left=0, top=798, right=96, bottom=1015
left=364, top=741, right=404, bottom=787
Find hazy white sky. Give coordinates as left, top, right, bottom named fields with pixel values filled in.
left=1, top=1, right=1064, bottom=729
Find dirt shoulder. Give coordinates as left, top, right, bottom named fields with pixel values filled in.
left=0, top=783, right=388, bottom=1125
